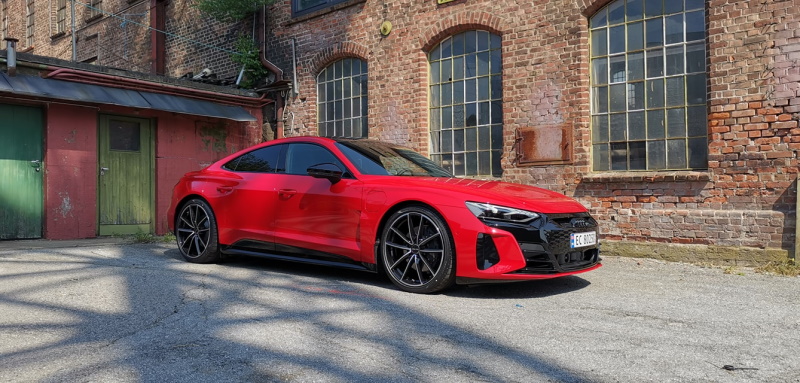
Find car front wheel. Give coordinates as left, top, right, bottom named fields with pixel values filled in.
left=380, top=206, right=456, bottom=293
left=175, top=198, right=220, bottom=263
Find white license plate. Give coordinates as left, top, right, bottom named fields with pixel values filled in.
left=570, top=231, right=596, bottom=248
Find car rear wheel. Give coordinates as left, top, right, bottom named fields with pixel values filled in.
left=175, top=199, right=220, bottom=263
left=380, top=206, right=455, bottom=293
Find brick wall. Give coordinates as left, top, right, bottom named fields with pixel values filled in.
left=2, top=0, right=243, bottom=78
left=263, top=0, right=800, bottom=255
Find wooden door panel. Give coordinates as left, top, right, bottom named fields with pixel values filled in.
left=0, top=104, right=43, bottom=239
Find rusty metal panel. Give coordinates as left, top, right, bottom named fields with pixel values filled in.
left=515, top=125, right=573, bottom=165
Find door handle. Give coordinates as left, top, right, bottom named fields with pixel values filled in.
left=30, top=160, right=41, bottom=172
left=217, top=186, right=233, bottom=194
left=279, top=189, right=297, bottom=199
left=100, top=167, right=109, bottom=176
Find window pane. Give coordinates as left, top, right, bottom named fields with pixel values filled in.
left=477, top=52, right=490, bottom=76
left=686, top=0, right=704, bottom=11
left=466, top=127, right=477, bottom=151
left=479, top=101, right=490, bottom=125
left=644, top=0, right=662, bottom=17
left=478, top=77, right=490, bottom=101
left=465, top=54, right=477, bottom=77
left=667, top=107, right=686, bottom=137
left=466, top=152, right=478, bottom=176
left=491, top=75, right=502, bottom=100
left=465, top=31, right=477, bottom=53
left=611, top=113, right=627, bottom=141
left=465, top=78, right=477, bottom=102
left=479, top=126, right=490, bottom=150
left=627, top=0, right=643, bottom=21
left=454, top=82, right=464, bottom=104
left=647, top=140, right=666, bottom=169
left=666, top=77, right=685, bottom=107
left=609, top=25, right=625, bottom=54
left=665, top=14, right=683, bottom=44
left=442, top=82, right=452, bottom=106
left=647, top=79, right=665, bottom=108
left=491, top=101, right=502, bottom=124
left=686, top=42, right=705, bottom=73
left=491, top=49, right=502, bottom=74
left=442, top=130, right=452, bottom=152
left=431, top=109, right=440, bottom=131
left=628, top=22, right=644, bottom=51
left=665, top=0, right=682, bottom=14
left=610, top=55, right=626, bottom=83
left=611, top=142, right=627, bottom=170
left=491, top=33, right=501, bottom=50
left=479, top=151, right=490, bottom=175
left=629, top=141, right=646, bottom=170
left=628, top=52, right=644, bottom=80
left=610, top=83, right=627, bottom=112
left=453, top=105, right=465, bottom=128
left=593, top=143, right=610, bottom=171
left=667, top=139, right=687, bottom=168
left=431, top=85, right=440, bottom=107
left=608, top=0, right=624, bottom=25
left=453, top=33, right=464, bottom=56
left=442, top=106, right=452, bottom=129
left=594, top=86, right=609, bottom=113
left=646, top=18, right=663, bottom=48
left=629, top=111, right=646, bottom=140
left=441, top=38, right=452, bottom=58
left=647, top=109, right=665, bottom=138
left=466, top=103, right=477, bottom=126
left=477, top=31, right=490, bottom=51
left=593, top=114, right=609, bottom=143
left=686, top=73, right=706, bottom=104
left=686, top=11, right=705, bottom=41
left=666, top=45, right=684, bottom=75
left=454, top=129, right=465, bottom=152
left=453, top=56, right=464, bottom=80
left=441, top=58, right=452, bottom=82
left=592, top=29, right=608, bottom=56
left=629, top=82, right=645, bottom=110
left=646, top=48, right=664, bottom=77
left=687, top=105, right=706, bottom=136
left=688, top=137, right=708, bottom=168
left=593, top=57, right=609, bottom=85
left=591, top=9, right=608, bottom=28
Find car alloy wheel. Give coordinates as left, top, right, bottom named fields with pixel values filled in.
left=175, top=199, right=220, bottom=263
left=381, top=206, right=455, bottom=293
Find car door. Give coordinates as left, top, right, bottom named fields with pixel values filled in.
left=271, top=142, right=364, bottom=261
left=209, top=144, right=285, bottom=248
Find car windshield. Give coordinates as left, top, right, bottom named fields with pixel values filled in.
left=336, top=140, right=454, bottom=177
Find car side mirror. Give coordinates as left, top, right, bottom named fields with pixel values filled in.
left=307, top=163, right=344, bottom=183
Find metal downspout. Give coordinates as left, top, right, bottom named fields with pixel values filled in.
left=258, top=6, right=285, bottom=139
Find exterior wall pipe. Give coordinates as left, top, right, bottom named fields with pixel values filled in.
left=258, top=6, right=285, bottom=139
left=44, top=67, right=271, bottom=107
left=796, top=182, right=799, bottom=260
left=150, top=0, right=166, bottom=75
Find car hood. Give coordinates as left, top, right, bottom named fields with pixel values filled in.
left=368, top=176, right=589, bottom=214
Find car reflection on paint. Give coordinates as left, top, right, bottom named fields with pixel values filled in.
left=168, top=136, right=601, bottom=293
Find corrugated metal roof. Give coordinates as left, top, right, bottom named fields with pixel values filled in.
left=0, top=73, right=257, bottom=122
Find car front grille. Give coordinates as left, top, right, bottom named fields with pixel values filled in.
left=484, top=212, right=600, bottom=275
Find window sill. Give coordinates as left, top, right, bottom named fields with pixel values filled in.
left=85, top=15, right=103, bottom=24
left=50, top=31, right=67, bottom=40
left=580, top=171, right=710, bottom=183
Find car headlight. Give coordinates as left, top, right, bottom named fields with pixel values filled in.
left=465, top=202, right=540, bottom=224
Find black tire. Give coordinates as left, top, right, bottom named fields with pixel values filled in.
left=380, top=205, right=456, bottom=293
left=175, top=198, right=220, bottom=263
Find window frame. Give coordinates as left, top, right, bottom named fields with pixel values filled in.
left=428, top=30, right=504, bottom=178
left=316, top=58, right=369, bottom=139
left=292, top=0, right=350, bottom=18
left=25, top=0, right=34, bottom=47
left=589, top=0, right=708, bottom=172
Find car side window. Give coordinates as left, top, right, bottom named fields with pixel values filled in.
left=285, top=143, right=347, bottom=176
left=223, top=145, right=285, bottom=173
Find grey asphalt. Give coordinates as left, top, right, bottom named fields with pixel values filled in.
left=0, top=240, right=798, bottom=382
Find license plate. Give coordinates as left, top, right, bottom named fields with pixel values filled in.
left=570, top=231, right=596, bottom=248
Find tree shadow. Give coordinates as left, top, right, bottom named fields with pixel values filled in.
left=0, top=243, right=599, bottom=382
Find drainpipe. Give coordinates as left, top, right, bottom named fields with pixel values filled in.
left=258, top=6, right=285, bottom=139
left=4, top=38, right=18, bottom=76
left=150, top=0, right=165, bottom=75
left=796, top=181, right=799, bottom=260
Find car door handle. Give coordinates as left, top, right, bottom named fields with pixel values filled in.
left=279, top=189, right=297, bottom=199
left=217, top=186, right=233, bottom=194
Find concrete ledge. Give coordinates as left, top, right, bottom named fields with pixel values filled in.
left=601, top=240, right=790, bottom=266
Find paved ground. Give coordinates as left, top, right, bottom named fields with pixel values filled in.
left=0, top=240, right=798, bottom=382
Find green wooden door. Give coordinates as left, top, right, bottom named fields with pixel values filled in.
left=0, top=105, right=43, bottom=239
left=98, top=115, right=154, bottom=236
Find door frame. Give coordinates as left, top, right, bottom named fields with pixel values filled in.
left=97, top=114, right=156, bottom=236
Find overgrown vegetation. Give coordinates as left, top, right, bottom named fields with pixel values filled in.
left=755, top=259, right=800, bottom=277
left=193, top=0, right=275, bottom=22
left=127, top=231, right=176, bottom=244
left=231, top=34, right=270, bottom=89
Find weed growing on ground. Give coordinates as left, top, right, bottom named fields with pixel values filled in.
left=755, top=259, right=799, bottom=277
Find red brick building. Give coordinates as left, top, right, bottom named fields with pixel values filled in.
left=258, top=0, right=799, bottom=263
left=2, top=0, right=798, bottom=263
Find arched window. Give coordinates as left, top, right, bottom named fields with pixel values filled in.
left=429, top=30, right=503, bottom=177
left=317, top=58, right=368, bottom=138
left=590, top=0, right=707, bottom=171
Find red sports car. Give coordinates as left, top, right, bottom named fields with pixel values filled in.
left=168, top=136, right=601, bottom=293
